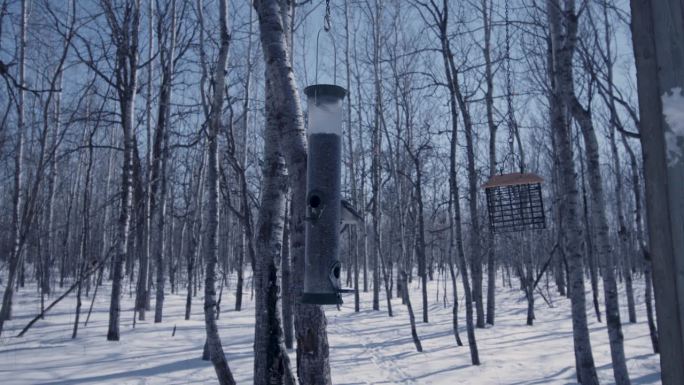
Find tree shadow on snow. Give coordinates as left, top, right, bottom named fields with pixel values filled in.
left=42, top=357, right=210, bottom=385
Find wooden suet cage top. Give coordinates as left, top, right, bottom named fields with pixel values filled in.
left=481, top=173, right=544, bottom=189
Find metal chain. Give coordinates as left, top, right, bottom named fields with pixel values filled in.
left=505, top=2, right=514, bottom=147
left=324, top=0, right=332, bottom=32
left=504, top=1, right=517, bottom=172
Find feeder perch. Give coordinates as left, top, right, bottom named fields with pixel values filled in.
left=482, top=173, right=546, bottom=233
left=341, top=199, right=363, bottom=226
left=302, top=84, right=349, bottom=305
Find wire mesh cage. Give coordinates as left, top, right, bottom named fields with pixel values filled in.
left=483, top=173, right=546, bottom=233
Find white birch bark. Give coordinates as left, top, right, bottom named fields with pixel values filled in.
left=252, top=1, right=332, bottom=383
left=0, top=0, right=27, bottom=336
left=547, top=1, right=599, bottom=382
left=198, top=0, right=235, bottom=383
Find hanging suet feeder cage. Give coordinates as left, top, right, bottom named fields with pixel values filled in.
left=483, top=1, right=545, bottom=234
left=483, top=173, right=546, bottom=233
left=301, top=84, right=350, bottom=305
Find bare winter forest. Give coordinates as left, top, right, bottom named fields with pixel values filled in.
left=0, top=0, right=683, bottom=384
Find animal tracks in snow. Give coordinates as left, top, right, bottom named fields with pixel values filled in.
left=331, top=315, right=428, bottom=385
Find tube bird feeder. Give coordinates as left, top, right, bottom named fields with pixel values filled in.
left=302, top=84, right=348, bottom=305
left=483, top=173, right=546, bottom=233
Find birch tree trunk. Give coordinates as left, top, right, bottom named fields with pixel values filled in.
left=444, top=1, right=486, bottom=327
left=370, top=0, right=383, bottom=313
left=420, top=0, right=471, bottom=350
left=351, top=44, right=369, bottom=294
left=199, top=0, right=235, bottom=383
left=343, top=0, right=361, bottom=314
left=413, top=153, right=428, bottom=323
left=547, top=1, right=599, bottom=382
left=463, top=62, right=485, bottom=330
left=481, top=0, right=497, bottom=327
left=421, top=0, right=484, bottom=329
left=282, top=201, right=294, bottom=349
left=572, top=98, right=631, bottom=384
left=102, top=0, right=141, bottom=342
left=577, top=136, right=601, bottom=323
left=0, top=0, right=27, bottom=337
left=622, top=133, right=659, bottom=352
left=43, top=66, right=65, bottom=310
left=453, top=181, right=480, bottom=366
left=600, top=3, right=636, bottom=324
left=136, top=0, right=154, bottom=322
left=609, top=123, right=637, bottom=324
left=448, top=157, right=463, bottom=346
left=253, top=81, right=295, bottom=385
left=185, top=149, right=206, bottom=320
left=401, top=270, right=423, bottom=352
left=7, top=1, right=75, bottom=334
left=446, top=35, right=479, bottom=361
left=234, top=4, right=254, bottom=312
left=253, top=1, right=332, bottom=383
left=153, top=0, right=177, bottom=323
left=74, top=111, right=97, bottom=339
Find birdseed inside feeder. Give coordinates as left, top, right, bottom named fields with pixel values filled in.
left=482, top=173, right=546, bottom=233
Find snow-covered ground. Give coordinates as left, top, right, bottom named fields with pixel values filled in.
left=0, top=274, right=661, bottom=384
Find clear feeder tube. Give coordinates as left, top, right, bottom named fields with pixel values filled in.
left=302, top=84, right=347, bottom=305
